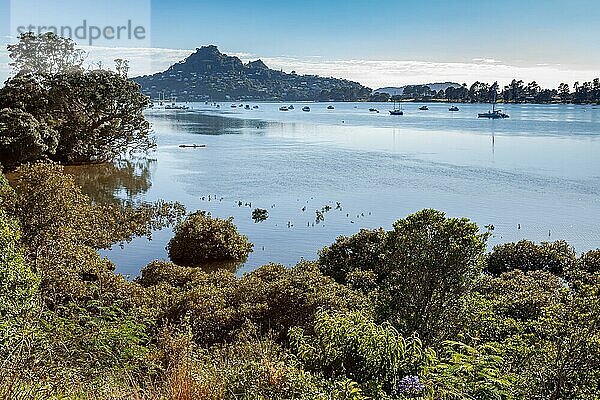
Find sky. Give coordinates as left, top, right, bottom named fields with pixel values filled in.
left=1, top=0, right=599, bottom=88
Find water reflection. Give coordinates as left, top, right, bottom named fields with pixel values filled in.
left=96, top=103, right=600, bottom=277
left=64, top=158, right=156, bottom=204
left=147, top=109, right=270, bottom=135
left=196, top=260, right=244, bottom=274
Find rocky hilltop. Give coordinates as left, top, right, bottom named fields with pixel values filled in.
left=133, top=45, right=372, bottom=102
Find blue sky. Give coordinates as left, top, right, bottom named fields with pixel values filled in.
left=1, top=0, right=599, bottom=87
left=149, top=1, right=600, bottom=67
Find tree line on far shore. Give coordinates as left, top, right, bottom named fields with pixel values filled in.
left=370, top=79, right=600, bottom=104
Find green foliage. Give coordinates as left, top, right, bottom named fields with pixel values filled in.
left=153, top=327, right=369, bottom=400
left=7, top=32, right=85, bottom=75
left=0, top=172, right=15, bottom=209
left=0, top=209, right=40, bottom=351
left=318, top=228, right=387, bottom=287
left=461, top=268, right=600, bottom=399
left=486, top=239, right=576, bottom=276
left=49, top=69, right=153, bottom=164
left=382, top=209, right=489, bottom=343
left=426, top=341, right=513, bottom=400
left=291, top=312, right=513, bottom=399
left=319, top=209, right=489, bottom=344
left=136, top=260, right=202, bottom=288
left=2, top=157, right=599, bottom=400
left=167, top=211, right=253, bottom=265
left=502, top=281, right=600, bottom=399
left=0, top=33, right=153, bottom=168
left=6, top=163, right=183, bottom=307
left=568, top=249, right=600, bottom=287
left=2, top=302, right=157, bottom=399
left=577, top=249, right=600, bottom=274
left=137, top=261, right=367, bottom=345
left=290, top=311, right=433, bottom=391
left=462, top=270, right=565, bottom=342
left=11, top=163, right=184, bottom=253
left=0, top=108, right=58, bottom=168
left=251, top=207, right=269, bottom=222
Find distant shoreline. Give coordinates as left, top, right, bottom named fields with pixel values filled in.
left=169, top=99, right=599, bottom=105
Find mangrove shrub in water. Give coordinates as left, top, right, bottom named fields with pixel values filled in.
left=168, top=212, right=253, bottom=266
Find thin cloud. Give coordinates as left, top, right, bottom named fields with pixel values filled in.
left=2, top=45, right=598, bottom=89
left=472, top=58, right=501, bottom=64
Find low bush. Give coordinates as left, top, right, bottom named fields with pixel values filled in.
left=167, top=211, right=253, bottom=266
left=486, top=239, right=576, bottom=276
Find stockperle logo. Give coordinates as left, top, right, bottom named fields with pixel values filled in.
left=9, top=0, right=151, bottom=47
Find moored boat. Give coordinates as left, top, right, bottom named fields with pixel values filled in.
left=389, top=101, right=403, bottom=115
left=302, top=106, right=311, bottom=112
left=478, top=92, right=509, bottom=119
left=165, top=104, right=190, bottom=110
left=449, top=106, right=459, bottom=111
left=279, top=106, right=289, bottom=111
left=419, top=105, right=429, bottom=111
left=478, top=110, right=509, bottom=119
left=327, top=105, right=335, bottom=110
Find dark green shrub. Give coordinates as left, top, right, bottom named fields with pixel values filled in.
left=0, top=33, right=153, bottom=168
left=290, top=311, right=431, bottom=390
left=140, top=261, right=367, bottom=346
left=462, top=270, right=565, bottom=342
left=578, top=249, right=600, bottom=274
left=137, top=260, right=202, bottom=288
left=167, top=212, right=253, bottom=266
left=318, top=228, right=387, bottom=286
left=486, top=240, right=576, bottom=276
left=0, top=108, right=58, bottom=169
left=319, top=209, right=489, bottom=344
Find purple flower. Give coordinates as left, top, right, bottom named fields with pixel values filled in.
left=395, top=375, right=425, bottom=397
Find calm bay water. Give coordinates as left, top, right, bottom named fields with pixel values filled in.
left=95, top=102, right=600, bottom=276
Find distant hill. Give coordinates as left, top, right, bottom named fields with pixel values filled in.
left=375, top=82, right=462, bottom=96
left=133, top=45, right=372, bottom=102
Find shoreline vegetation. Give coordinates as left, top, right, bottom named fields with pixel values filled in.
left=368, top=80, right=600, bottom=104
left=1, top=33, right=600, bottom=399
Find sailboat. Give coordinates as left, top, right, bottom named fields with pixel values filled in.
left=389, top=100, right=403, bottom=115
left=478, top=92, right=509, bottom=119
